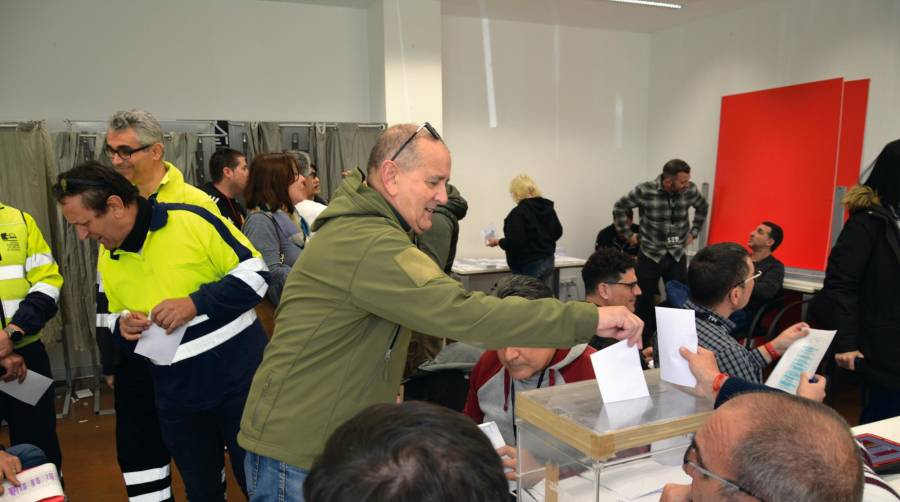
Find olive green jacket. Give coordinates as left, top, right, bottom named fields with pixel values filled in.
left=238, top=170, right=598, bottom=468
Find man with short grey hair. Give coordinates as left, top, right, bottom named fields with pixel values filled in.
left=238, top=123, right=643, bottom=502
left=101, top=109, right=222, bottom=502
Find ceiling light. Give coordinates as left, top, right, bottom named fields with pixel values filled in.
left=607, top=0, right=683, bottom=9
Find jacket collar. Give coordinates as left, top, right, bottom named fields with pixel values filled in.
left=110, top=197, right=163, bottom=259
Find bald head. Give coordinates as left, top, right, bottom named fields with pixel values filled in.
left=715, top=393, right=863, bottom=502
left=365, top=123, right=451, bottom=234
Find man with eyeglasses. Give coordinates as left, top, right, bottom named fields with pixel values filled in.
left=660, top=346, right=896, bottom=502
left=55, top=162, right=268, bottom=501
left=238, top=123, right=643, bottom=502
left=101, top=109, right=223, bottom=502
left=683, top=242, right=807, bottom=383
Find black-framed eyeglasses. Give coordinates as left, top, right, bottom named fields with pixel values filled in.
left=683, top=436, right=764, bottom=501
left=104, top=143, right=154, bottom=160
left=390, top=122, right=443, bottom=162
left=732, top=270, right=763, bottom=290
left=604, top=280, right=640, bottom=291
left=56, top=177, right=109, bottom=195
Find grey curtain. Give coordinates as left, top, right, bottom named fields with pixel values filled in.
left=51, top=132, right=99, bottom=353
left=0, top=122, right=64, bottom=348
left=254, top=122, right=282, bottom=154
left=309, top=123, right=330, bottom=195
left=320, top=124, right=383, bottom=200
left=163, top=132, right=203, bottom=186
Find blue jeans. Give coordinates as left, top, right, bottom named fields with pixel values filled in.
left=244, top=451, right=308, bottom=502
left=511, top=256, right=555, bottom=284
left=6, top=444, right=47, bottom=470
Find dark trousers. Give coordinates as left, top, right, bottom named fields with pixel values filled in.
left=511, top=256, right=555, bottom=288
left=860, top=384, right=900, bottom=425
left=635, top=252, right=687, bottom=346
left=0, top=341, right=62, bottom=473
left=114, top=352, right=173, bottom=502
left=158, top=389, right=250, bottom=501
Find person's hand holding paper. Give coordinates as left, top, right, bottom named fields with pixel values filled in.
left=655, top=307, right=697, bottom=387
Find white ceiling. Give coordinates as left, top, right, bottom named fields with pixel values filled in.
left=264, top=0, right=760, bottom=33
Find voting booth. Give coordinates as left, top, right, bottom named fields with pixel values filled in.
left=514, top=370, right=713, bottom=501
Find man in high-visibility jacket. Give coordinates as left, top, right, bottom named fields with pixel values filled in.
left=0, top=203, right=63, bottom=473
left=55, top=161, right=268, bottom=500
left=100, top=109, right=223, bottom=502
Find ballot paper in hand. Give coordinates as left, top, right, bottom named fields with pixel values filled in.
left=0, top=371, right=53, bottom=406
left=0, top=463, right=64, bottom=501
left=590, top=339, right=649, bottom=403
left=135, top=323, right=187, bottom=365
left=656, top=306, right=698, bottom=387
left=765, top=329, right=836, bottom=393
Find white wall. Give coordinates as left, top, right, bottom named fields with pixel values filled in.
left=647, top=0, right=900, bottom=209
left=443, top=16, right=651, bottom=260
left=0, top=0, right=372, bottom=122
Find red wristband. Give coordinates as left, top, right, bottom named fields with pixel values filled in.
left=712, top=372, right=729, bottom=394
left=764, top=342, right=780, bottom=361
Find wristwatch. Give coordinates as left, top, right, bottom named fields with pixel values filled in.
left=3, top=325, right=24, bottom=343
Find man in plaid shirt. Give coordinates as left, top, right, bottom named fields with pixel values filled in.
left=613, top=159, right=709, bottom=343
left=685, top=243, right=807, bottom=383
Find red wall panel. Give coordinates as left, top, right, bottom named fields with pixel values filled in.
left=709, top=78, right=850, bottom=271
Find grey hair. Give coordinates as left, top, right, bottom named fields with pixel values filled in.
left=491, top=275, right=553, bottom=301
left=284, top=150, right=312, bottom=176
left=725, top=393, right=864, bottom=502
left=107, top=109, right=164, bottom=146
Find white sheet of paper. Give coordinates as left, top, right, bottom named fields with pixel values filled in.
left=478, top=422, right=517, bottom=493
left=0, top=463, right=63, bottom=501
left=135, top=323, right=187, bottom=366
left=0, top=371, right=52, bottom=406
left=765, top=329, right=836, bottom=393
left=591, top=339, right=649, bottom=403
left=656, top=306, right=698, bottom=387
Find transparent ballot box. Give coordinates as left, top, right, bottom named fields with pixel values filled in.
left=514, top=369, right=713, bottom=501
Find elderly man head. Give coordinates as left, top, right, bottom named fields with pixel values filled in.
left=366, top=123, right=450, bottom=234
left=105, top=109, right=166, bottom=194
left=663, top=391, right=863, bottom=502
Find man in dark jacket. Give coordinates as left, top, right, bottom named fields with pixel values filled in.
left=200, top=148, right=248, bottom=227
left=417, top=183, right=468, bottom=273
left=811, top=139, right=900, bottom=424
left=595, top=217, right=640, bottom=256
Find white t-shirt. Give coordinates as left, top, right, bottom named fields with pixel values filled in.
left=295, top=199, right=327, bottom=236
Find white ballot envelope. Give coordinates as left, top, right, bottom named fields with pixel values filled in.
left=478, top=422, right=516, bottom=493
left=481, top=225, right=497, bottom=243
left=0, top=371, right=53, bottom=406
left=135, top=314, right=188, bottom=365
left=765, top=329, right=836, bottom=393
left=655, top=306, right=698, bottom=387
left=0, top=463, right=63, bottom=501
left=591, top=339, right=649, bottom=403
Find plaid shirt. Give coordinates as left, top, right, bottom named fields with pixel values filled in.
left=613, top=176, right=709, bottom=262
left=685, top=299, right=768, bottom=383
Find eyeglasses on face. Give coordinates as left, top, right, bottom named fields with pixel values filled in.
left=732, top=270, right=763, bottom=290
left=604, top=280, right=640, bottom=291
left=104, top=143, right=153, bottom=160
left=390, top=122, right=443, bottom=162
left=683, top=436, right=765, bottom=501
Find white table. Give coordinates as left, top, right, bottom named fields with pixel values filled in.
left=853, top=416, right=900, bottom=490
left=451, top=256, right=586, bottom=298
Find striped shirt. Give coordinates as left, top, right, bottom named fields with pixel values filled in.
left=686, top=299, right=768, bottom=383
left=613, top=176, right=709, bottom=262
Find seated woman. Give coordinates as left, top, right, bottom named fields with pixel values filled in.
left=242, top=153, right=309, bottom=306
left=487, top=174, right=563, bottom=284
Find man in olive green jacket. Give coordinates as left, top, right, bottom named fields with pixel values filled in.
left=237, top=123, right=643, bottom=501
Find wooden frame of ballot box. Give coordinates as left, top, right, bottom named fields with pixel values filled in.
left=514, top=370, right=713, bottom=502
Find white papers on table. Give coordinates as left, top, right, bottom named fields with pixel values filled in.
left=765, top=329, right=836, bottom=393
left=135, top=323, right=187, bottom=365
left=0, top=463, right=63, bottom=501
left=0, top=371, right=52, bottom=406
left=478, top=422, right=517, bottom=493
left=591, top=339, right=649, bottom=403
left=655, top=307, right=698, bottom=387
left=525, top=457, right=691, bottom=501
